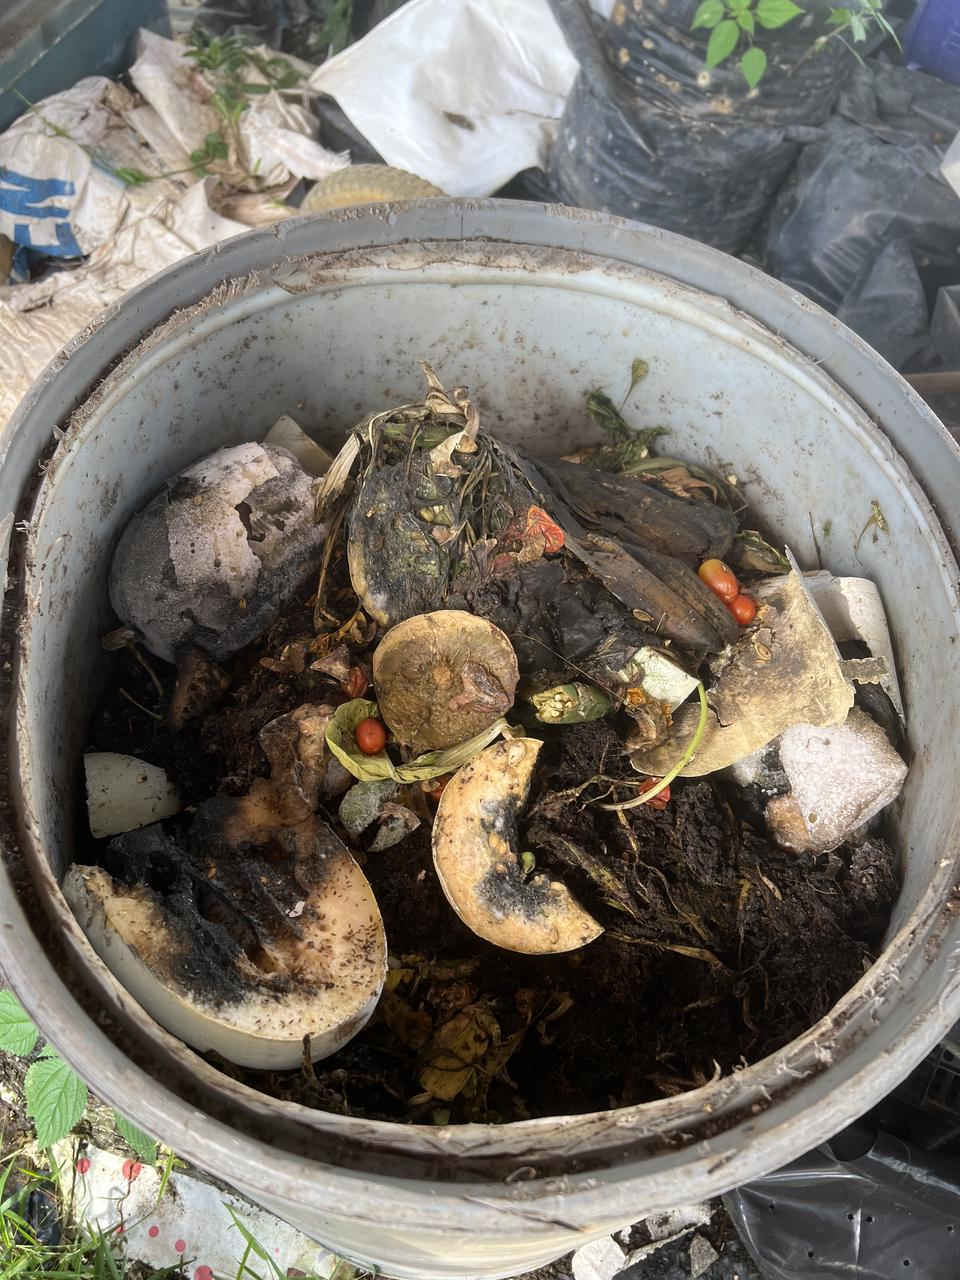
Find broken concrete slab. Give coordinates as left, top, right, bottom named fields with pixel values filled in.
left=689, top=1231, right=720, bottom=1278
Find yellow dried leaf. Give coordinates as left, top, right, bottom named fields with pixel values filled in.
left=759, top=872, right=783, bottom=901
left=417, top=1003, right=500, bottom=1102
left=380, top=990, right=433, bottom=1050
left=384, top=967, right=415, bottom=994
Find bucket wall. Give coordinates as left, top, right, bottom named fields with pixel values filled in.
left=1, top=203, right=959, bottom=1280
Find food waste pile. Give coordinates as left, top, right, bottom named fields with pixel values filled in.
left=68, top=364, right=906, bottom=1123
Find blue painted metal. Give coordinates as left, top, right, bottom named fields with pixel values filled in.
left=904, top=0, right=960, bottom=87
left=0, top=0, right=171, bottom=133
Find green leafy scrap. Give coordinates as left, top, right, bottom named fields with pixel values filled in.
left=325, top=699, right=509, bottom=784
left=855, top=500, right=889, bottom=551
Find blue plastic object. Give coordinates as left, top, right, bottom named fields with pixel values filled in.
left=904, top=0, right=960, bottom=88
left=0, top=0, right=170, bottom=133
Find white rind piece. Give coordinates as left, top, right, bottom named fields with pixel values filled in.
left=262, top=415, right=333, bottom=477
left=84, top=752, right=181, bottom=839
left=64, top=824, right=386, bottom=1070
left=802, top=569, right=905, bottom=722
left=767, top=708, right=908, bottom=853
left=433, top=737, right=602, bottom=955
left=624, top=646, right=699, bottom=710
left=109, top=443, right=325, bottom=663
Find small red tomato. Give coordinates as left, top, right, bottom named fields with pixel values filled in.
left=698, top=558, right=739, bottom=603
left=428, top=775, right=451, bottom=801
left=355, top=717, right=387, bottom=755
left=640, top=779, right=671, bottom=810
left=728, top=593, right=757, bottom=626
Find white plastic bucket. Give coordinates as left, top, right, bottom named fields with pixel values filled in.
left=1, top=203, right=959, bottom=1280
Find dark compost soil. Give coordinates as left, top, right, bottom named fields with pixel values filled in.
left=83, top=583, right=899, bottom=1125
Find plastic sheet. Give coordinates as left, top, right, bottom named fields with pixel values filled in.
left=0, top=179, right=248, bottom=430
left=307, top=0, right=580, bottom=195
left=129, top=30, right=347, bottom=192
left=835, top=237, right=932, bottom=370
left=727, top=1132, right=960, bottom=1279
left=547, top=0, right=851, bottom=254
left=759, top=61, right=960, bottom=367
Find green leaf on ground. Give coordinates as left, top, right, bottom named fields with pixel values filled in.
left=755, top=0, right=803, bottom=28
left=741, top=46, right=768, bottom=86
left=692, top=0, right=726, bottom=29
left=114, top=1112, right=158, bottom=1164
left=25, top=1055, right=87, bottom=1148
left=0, top=990, right=39, bottom=1056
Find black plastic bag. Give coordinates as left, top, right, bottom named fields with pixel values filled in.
left=727, top=1131, right=960, bottom=1278
left=190, top=0, right=322, bottom=52
left=758, top=61, right=960, bottom=366
left=6, top=1169, right=62, bottom=1247
left=547, top=0, right=852, bottom=254
left=835, top=238, right=932, bottom=369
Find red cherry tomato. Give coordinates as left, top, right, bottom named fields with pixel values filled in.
left=428, top=775, right=451, bottom=801
left=698, top=558, right=739, bottom=603
left=728, top=593, right=757, bottom=626
left=355, top=717, right=387, bottom=755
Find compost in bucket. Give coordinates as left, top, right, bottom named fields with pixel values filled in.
left=68, top=361, right=905, bottom=1122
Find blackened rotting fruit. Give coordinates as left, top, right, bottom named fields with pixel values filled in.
left=372, top=611, right=519, bottom=752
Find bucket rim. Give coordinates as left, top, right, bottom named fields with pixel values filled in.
left=2, top=200, right=960, bottom=1229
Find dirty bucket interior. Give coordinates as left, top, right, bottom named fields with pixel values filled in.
left=25, top=241, right=952, bottom=924
left=7, top=207, right=960, bottom=1279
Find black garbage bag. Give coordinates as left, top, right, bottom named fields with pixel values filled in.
left=191, top=0, right=324, bottom=53
left=6, top=1169, right=62, bottom=1247
left=835, top=237, right=932, bottom=369
left=727, top=1130, right=960, bottom=1278
left=190, top=0, right=410, bottom=56
left=758, top=61, right=960, bottom=368
left=546, top=0, right=852, bottom=254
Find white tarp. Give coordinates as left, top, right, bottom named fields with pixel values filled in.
left=130, top=30, right=348, bottom=191
left=0, top=177, right=248, bottom=429
left=0, top=77, right=177, bottom=259
left=0, top=30, right=349, bottom=432
left=308, top=0, right=581, bottom=195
